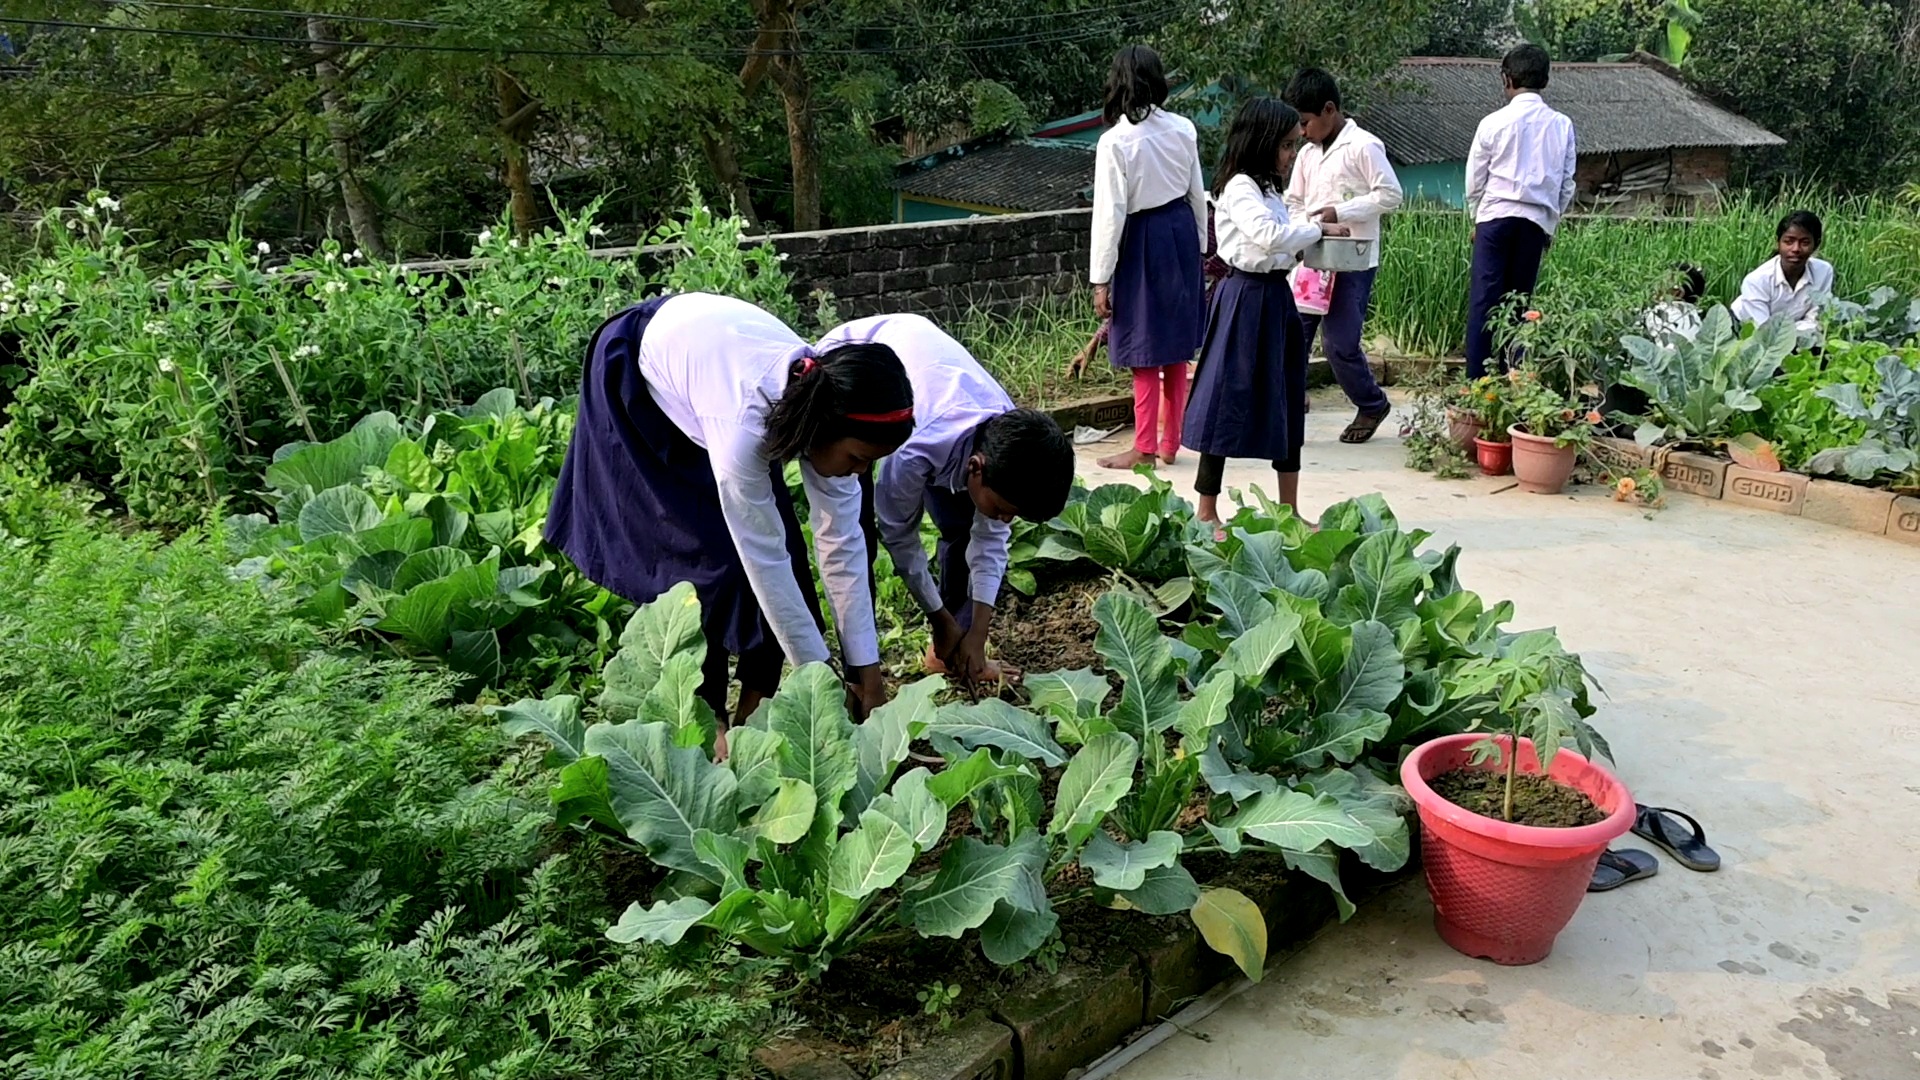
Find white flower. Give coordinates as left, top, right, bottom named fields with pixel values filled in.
left=51, top=281, right=66, bottom=295
left=144, top=319, right=168, bottom=336
left=81, top=206, right=97, bottom=221
left=490, top=306, right=506, bottom=318
left=778, top=252, right=790, bottom=261
left=348, top=249, right=361, bottom=262
left=509, top=238, right=521, bottom=249
left=65, top=218, right=80, bottom=231
left=292, top=344, right=320, bottom=360
left=408, top=285, right=423, bottom=296
left=0, top=302, right=11, bottom=315
left=323, top=279, right=347, bottom=294
left=588, top=225, right=606, bottom=238
left=158, top=357, right=176, bottom=373
left=545, top=276, right=568, bottom=287
left=478, top=229, right=494, bottom=244
left=95, top=195, right=120, bottom=211
left=323, top=250, right=337, bottom=263
left=256, top=241, right=271, bottom=255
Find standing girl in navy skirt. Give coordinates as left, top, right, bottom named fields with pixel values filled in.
left=547, top=293, right=913, bottom=754
left=1185, top=98, right=1349, bottom=535
left=1087, top=44, right=1208, bottom=470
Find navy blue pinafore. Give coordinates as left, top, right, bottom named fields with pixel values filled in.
left=545, top=296, right=821, bottom=658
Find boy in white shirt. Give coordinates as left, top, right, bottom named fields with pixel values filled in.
left=1464, top=44, right=1578, bottom=378
left=1732, top=210, right=1835, bottom=337
left=1283, top=68, right=1403, bottom=443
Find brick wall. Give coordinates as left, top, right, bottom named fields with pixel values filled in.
left=757, top=209, right=1093, bottom=322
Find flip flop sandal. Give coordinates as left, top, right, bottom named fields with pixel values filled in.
left=1339, top=409, right=1391, bottom=444
left=1632, top=805, right=1721, bottom=872
left=1588, top=847, right=1659, bottom=892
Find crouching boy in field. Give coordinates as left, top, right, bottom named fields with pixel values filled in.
left=818, top=313, right=1076, bottom=682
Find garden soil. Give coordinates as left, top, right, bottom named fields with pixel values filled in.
left=1088, top=385, right=1920, bottom=1080
left=1428, top=768, right=1605, bottom=828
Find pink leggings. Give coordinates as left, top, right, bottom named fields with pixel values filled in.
left=1131, top=364, right=1189, bottom=458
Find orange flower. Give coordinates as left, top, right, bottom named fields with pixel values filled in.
left=1559, top=408, right=1576, bottom=422
left=1614, top=476, right=1637, bottom=502
left=1586, top=409, right=1605, bottom=424
left=1523, top=310, right=1543, bottom=321
left=1483, top=391, right=1497, bottom=402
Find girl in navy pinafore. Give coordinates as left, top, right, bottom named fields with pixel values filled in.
left=1184, top=98, right=1347, bottom=534
left=1087, top=44, right=1208, bottom=471
left=546, top=293, right=914, bottom=742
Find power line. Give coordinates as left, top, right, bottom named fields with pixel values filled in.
left=3, top=12, right=1163, bottom=59
left=92, top=0, right=1171, bottom=40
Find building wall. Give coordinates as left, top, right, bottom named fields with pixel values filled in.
left=1398, top=162, right=1469, bottom=207
left=1390, top=147, right=1732, bottom=210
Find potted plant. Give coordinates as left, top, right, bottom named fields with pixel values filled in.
left=1447, top=383, right=1486, bottom=450
left=1464, top=374, right=1516, bottom=476
left=1401, top=632, right=1631, bottom=964
left=1506, top=369, right=1605, bottom=495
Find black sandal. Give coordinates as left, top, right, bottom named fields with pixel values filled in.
left=1339, top=408, right=1390, bottom=444
left=1588, top=848, right=1659, bottom=892
left=1631, top=805, right=1721, bottom=872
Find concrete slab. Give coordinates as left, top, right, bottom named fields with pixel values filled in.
left=1079, top=388, right=1920, bottom=1080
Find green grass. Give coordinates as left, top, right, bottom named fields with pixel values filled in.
left=953, top=296, right=1131, bottom=410
left=1372, top=195, right=1920, bottom=357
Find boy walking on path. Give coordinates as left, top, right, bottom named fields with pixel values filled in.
left=1283, top=68, right=1403, bottom=444
left=1464, top=44, right=1576, bottom=378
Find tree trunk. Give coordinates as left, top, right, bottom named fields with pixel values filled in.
left=745, top=0, right=821, bottom=231
left=699, top=126, right=762, bottom=232
left=492, top=68, right=543, bottom=238
left=304, top=18, right=387, bottom=259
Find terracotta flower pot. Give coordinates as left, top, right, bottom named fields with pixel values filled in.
left=1508, top=425, right=1578, bottom=494
left=1473, top=436, right=1511, bottom=476
left=1401, top=734, right=1634, bottom=965
left=1447, top=407, right=1485, bottom=452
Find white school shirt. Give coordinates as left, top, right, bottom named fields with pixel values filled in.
left=1088, top=107, right=1209, bottom=285
left=638, top=293, right=880, bottom=669
left=818, top=314, right=1014, bottom=616
left=1731, top=256, right=1835, bottom=332
left=1212, top=174, right=1324, bottom=275
left=1465, top=92, right=1578, bottom=234
left=1642, top=300, right=1703, bottom=342
left=1283, top=119, right=1403, bottom=269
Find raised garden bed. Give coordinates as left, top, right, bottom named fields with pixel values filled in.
left=756, top=852, right=1414, bottom=1080
left=1588, top=437, right=1920, bottom=543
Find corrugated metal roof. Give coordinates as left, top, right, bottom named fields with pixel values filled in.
left=891, top=138, right=1096, bottom=212
left=1358, top=57, right=1784, bottom=165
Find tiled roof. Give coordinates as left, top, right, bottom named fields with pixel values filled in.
left=891, top=138, right=1096, bottom=212
left=1359, top=57, right=1784, bottom=166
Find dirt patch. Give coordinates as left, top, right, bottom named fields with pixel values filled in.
left=995, top=577, right=1110, bottom=677
left=1429, top=767, right=1604, bottom=828
left=796, top=929, right=1025, bottom=1076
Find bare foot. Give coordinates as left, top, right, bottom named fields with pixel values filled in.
left=1160, top=451, right=1178, bottom=466
left=712, top=725, right=730, bottom=763
left=1198, top=516, right=1227, bottom=543
left=1098, top=448, right=1156, bottom=470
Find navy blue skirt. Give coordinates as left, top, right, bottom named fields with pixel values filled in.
left=545, top=296, right=821, bottom=657
left=1182, top=268, right=1307, bottom=461
left=1108, top=199, right=1205, bottom=369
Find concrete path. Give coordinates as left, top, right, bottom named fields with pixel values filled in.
left=1076, top=388, right=1920, bottom=1080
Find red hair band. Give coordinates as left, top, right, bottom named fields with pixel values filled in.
left=846, top=407, right=914, bottom=423
left=796, top=356, right=819, bottom=376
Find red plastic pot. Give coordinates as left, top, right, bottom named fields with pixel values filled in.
left=1508, top=425, right=1579, bottom=494
left=1400, top=734, right=1634, bottom=965
left=1473, top=436, right=1512, bottom=477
